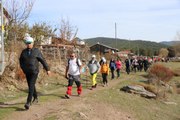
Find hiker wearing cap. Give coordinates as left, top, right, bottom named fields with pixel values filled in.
left=65, top=52, right=82, bottom=99
left=87, top=55, right=100, bottom=90
left=19, top=35, right=51, bottom=110
left=100, top=57, right=109, bottom=86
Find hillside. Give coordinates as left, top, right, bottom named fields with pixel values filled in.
left=160, top=41, right=180, bottom=46
left=84, top=37, right=169, bottom=56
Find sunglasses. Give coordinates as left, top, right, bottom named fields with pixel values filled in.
left=25, top=42, right=32, bottom=45
left=70, top=55, right=75, bottom=58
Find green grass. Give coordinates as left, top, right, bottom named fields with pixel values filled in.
left=88, top=71, right=180, bottom=120
left=44, top=115, right=58, bottom=120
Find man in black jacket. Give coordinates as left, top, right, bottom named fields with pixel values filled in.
left=19, top=36, right=51, bottom=110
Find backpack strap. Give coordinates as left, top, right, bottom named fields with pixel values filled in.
left=68, top=58, right=80, bottom=67
left=76, top=58, right=80, bottom=67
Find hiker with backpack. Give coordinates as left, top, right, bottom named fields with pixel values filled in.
left=100, top=57, right=109, bottom=87
left=109, top=58, right=116, bottom=79
left=87, top=55, right=100, bottom=90
left=65, top=52, right=82, bottom=99
left=19, top=35, right=51, bottom=110
left=115, top=58, right=122, bottom=78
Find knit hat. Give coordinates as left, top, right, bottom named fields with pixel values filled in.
left=92, top=55, right=96, bottom=58
left=102, top=57, right=106, bottom=62
left=24, top=36, right=34, bottom=44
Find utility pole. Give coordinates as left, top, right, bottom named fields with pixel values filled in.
left=115, top=22, right=117, bottom=49
left=0, top=0, right=4, bottom=75
left=137, top=45, right=139, bottom=56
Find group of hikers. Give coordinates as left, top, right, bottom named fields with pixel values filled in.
left=124, top=56, right=151, bottom=74
left=19, top=35, right=152, bottom=110
left=64, top=53, right=122, bottom=99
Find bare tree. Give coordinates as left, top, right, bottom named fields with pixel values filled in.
left=59, top=18, right=78, bottom=41
left=5, top=0, right=35, bottom=25
left=159, top=48, right=169, bottom=58
left=173, top=32, right=180, bottom=57
left=4, top=0, right=35, bottom=44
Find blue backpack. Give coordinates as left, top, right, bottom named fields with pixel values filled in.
left=110, top=61, right=116, bottom=70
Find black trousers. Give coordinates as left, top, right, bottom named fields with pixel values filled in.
left=144, top=66, right=148, bottom=72
left=110, top=69, right=115, bottom=79
left=116, top=69, right=120, bottom=77
left=126, top=66, right=130, bottom=74
left=102, top=73, right=108, bottom=84
left=25, top=73, right=38, bottom=104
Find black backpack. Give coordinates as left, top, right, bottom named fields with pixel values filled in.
left=68, top=58, right=81, bottom=68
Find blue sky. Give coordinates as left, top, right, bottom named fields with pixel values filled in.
left=28, top=0, right=180, bottom=42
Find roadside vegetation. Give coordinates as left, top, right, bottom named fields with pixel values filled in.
left=0, top=62, right=179, bottom=120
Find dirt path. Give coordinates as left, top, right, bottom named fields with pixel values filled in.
left=3, top=76, right=134, bottom=120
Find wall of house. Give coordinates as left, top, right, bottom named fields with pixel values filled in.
left=90, top=44, right=117, bottom=55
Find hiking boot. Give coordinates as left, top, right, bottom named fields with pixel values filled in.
left=24, top=103, right=30, bottom=110
left=78, top=94, right=81, bottom=97
left=32, top=98, right=38, bottom=104
left=94, top=84, right=97, bottom=88
left=65, top=94, right=70, bottom=99
left=90, top=87, right=94, bottom=90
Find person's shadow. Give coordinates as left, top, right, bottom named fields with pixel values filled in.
left=0, top=102, right=26, bottom=111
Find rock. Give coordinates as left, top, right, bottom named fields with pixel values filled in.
left=34, top=113, right=40, bottom=118
left=163, top=101, right=177, bottom=105
left=120, top=85, right=156, bottom=99
left=78, top=112, right=88, bottom=119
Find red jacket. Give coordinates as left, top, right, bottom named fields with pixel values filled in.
left=116, top=61, right=122, bottom=70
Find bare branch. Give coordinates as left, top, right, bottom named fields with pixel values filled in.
left=5, top=0, right=35, bottom=25
left=59, top=18, right=77, bottom=41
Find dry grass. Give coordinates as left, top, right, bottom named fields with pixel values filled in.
left=173, top=68, right=180, bottom=76
left=149, top=63, right=174, bottom=83
left=16, top=67, right=26, bottom=81
left=134, top=82, right=157, bottom=94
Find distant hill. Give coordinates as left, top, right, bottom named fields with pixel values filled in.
left=84, top=37, right=169, bottom=56
left=160, top=41, right=180, bottom=46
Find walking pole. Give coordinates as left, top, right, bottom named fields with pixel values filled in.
left=86, top=68, right=88, bottom=88
left=85, top=62, right=89, bottom=89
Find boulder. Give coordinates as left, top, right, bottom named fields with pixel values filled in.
left=120, top=85, right=156, bottom=99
